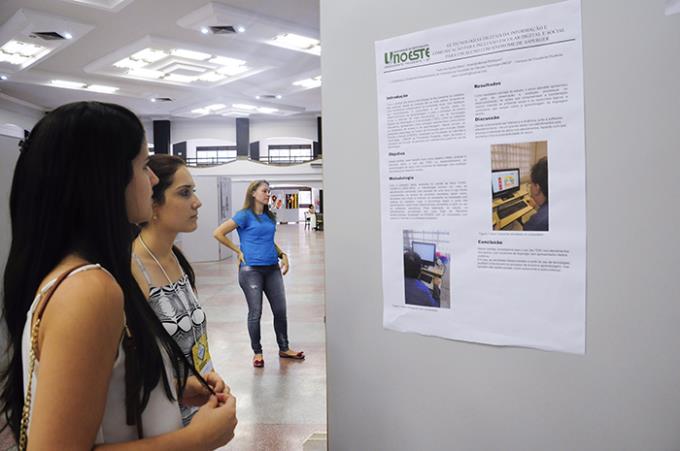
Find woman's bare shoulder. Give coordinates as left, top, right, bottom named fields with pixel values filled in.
left=38, top=265, right=125, bottom=352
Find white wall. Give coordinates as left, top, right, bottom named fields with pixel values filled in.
left=0, top=103, right=39, bottom=364
left=0, top=108, right=34, bottom=283
left=178, top=176, right=233, bottom=263
left=250, top=116, right=318, bottom=142
left=0, top=133, right=20, bottom=277
left=141, top=119, right=153, bottom=145
left=172, top=118, right=237, bottom=143
left=0, top=133, right=21, bottom=382
left=0, top=99, right=43, bottom=131
left=230, top=180, right=250, bottom=234
left=322, top=1, right=680, bottom=450
left=142, top=118, right=238, bottom=146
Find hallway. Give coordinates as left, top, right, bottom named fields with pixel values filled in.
left=194, top=224, right=327, bottom=450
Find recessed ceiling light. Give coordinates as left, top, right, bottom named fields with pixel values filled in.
left=2, top=40, right=45, bottom=57
left=151, top=98, right=157, bottom=102
left=171, top=48, right=212, bottom=61
left=190, top=104, right=226, bottom=115
left=236, top=26, right=246, bottom=33
left=0, top=54, right=28, bottom=65
left=276, top=95, right=282, bottom=99
left=293, top=75, right=322, bottom=89
left=222, top=111, right=250, bottom=117
left=255, top=95, right=261, bottom=100
left=197, top=72, right=226, bottom=82
left=200, top=27, right=209, bottom=34
left=270, top=33, right=321, bottom=55
left=113, top=57, right=147, bottom=69
left=47, top=80, right=119, bottom=94
left=87, top=84, right=119, bottom=94
left=0, top=40, right=50, bottom=66
left=131, top=48, right=167, bottom=63
left=128, top=68, right=165, bottom=79
left=165, top=74, right=196, bottom=83
left=50, top=79, right=86, bottom=89
left=209, top=56, right=246, bottom=67
left=233, top=103, right=257, bottom=110
left=216, top=65, right=248, bottom=76
left=0, top=75, right=7, bottom=81
left=258, top=107, right=278, bottom=114
left=64, top=32, right=73, bottom=40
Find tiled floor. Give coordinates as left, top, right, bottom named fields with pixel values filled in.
left=196, top=224, right=327, bottom=450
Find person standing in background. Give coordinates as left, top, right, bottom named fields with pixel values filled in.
left=304, top=205, right=316, bottom=231
left=213, top=180, right=305, bottom=368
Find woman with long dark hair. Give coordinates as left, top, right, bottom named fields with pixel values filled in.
left=132, top=154, right=224, bottom=426
left=213, top=180, right=304, bottom=368
left=0, top=102, right=236, bottom=449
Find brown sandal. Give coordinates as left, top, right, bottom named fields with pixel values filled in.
left=279, top=350, right=305, bottom=360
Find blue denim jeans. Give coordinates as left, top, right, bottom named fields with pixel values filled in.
left=238, top=264, right=289, bottom=354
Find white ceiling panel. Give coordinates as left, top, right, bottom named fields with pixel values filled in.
left=176, top=2, right=321, bottom=55
left=0, top=0, right=320, bottom=120
left=83, top=35, right=276, bottom=88
left=0, top=8, right=94, bottom=74
left=57, top=0, right=135, bottom=12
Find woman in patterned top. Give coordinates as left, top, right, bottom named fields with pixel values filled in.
left=132, top=154, right=226, bottom=426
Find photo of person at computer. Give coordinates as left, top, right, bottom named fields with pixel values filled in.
left=490, top=141, right=549, bottom=232
left=522, top=157, right=548, bottom=231
left=402, top=230, right=451, bottom=309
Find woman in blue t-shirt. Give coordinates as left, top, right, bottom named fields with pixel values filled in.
left=213, top=180, right=305, bottom=368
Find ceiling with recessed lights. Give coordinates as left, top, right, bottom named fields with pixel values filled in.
left=0, top=0, right=320, bottom=120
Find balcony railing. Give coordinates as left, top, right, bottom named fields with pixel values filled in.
left=184, top=155, right=317, bottom=167
left=185, top=157, right=237, bottom=167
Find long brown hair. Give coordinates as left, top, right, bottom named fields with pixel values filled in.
left=139, top=154, right=196, bottom=289
left=242, top=179, right=276, bottom=222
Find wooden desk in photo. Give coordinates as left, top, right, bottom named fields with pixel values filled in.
left=492, top=185, right=536, bottom=230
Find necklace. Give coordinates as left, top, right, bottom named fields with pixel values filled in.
left=137, top=233, right=198, bottom=338
left=138, top=233, right=175, bottom=286
left=137, top=233, right=212, bottom=374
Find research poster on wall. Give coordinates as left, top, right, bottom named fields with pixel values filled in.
left=375, top=0, right=586, bottom=353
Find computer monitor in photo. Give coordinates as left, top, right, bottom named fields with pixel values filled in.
left=491, top=168, right=520, bottom=199
left=412, top=241, right=436, bottom=266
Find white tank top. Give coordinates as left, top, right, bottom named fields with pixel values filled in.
left=21, top=264, right=183, bottom=443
